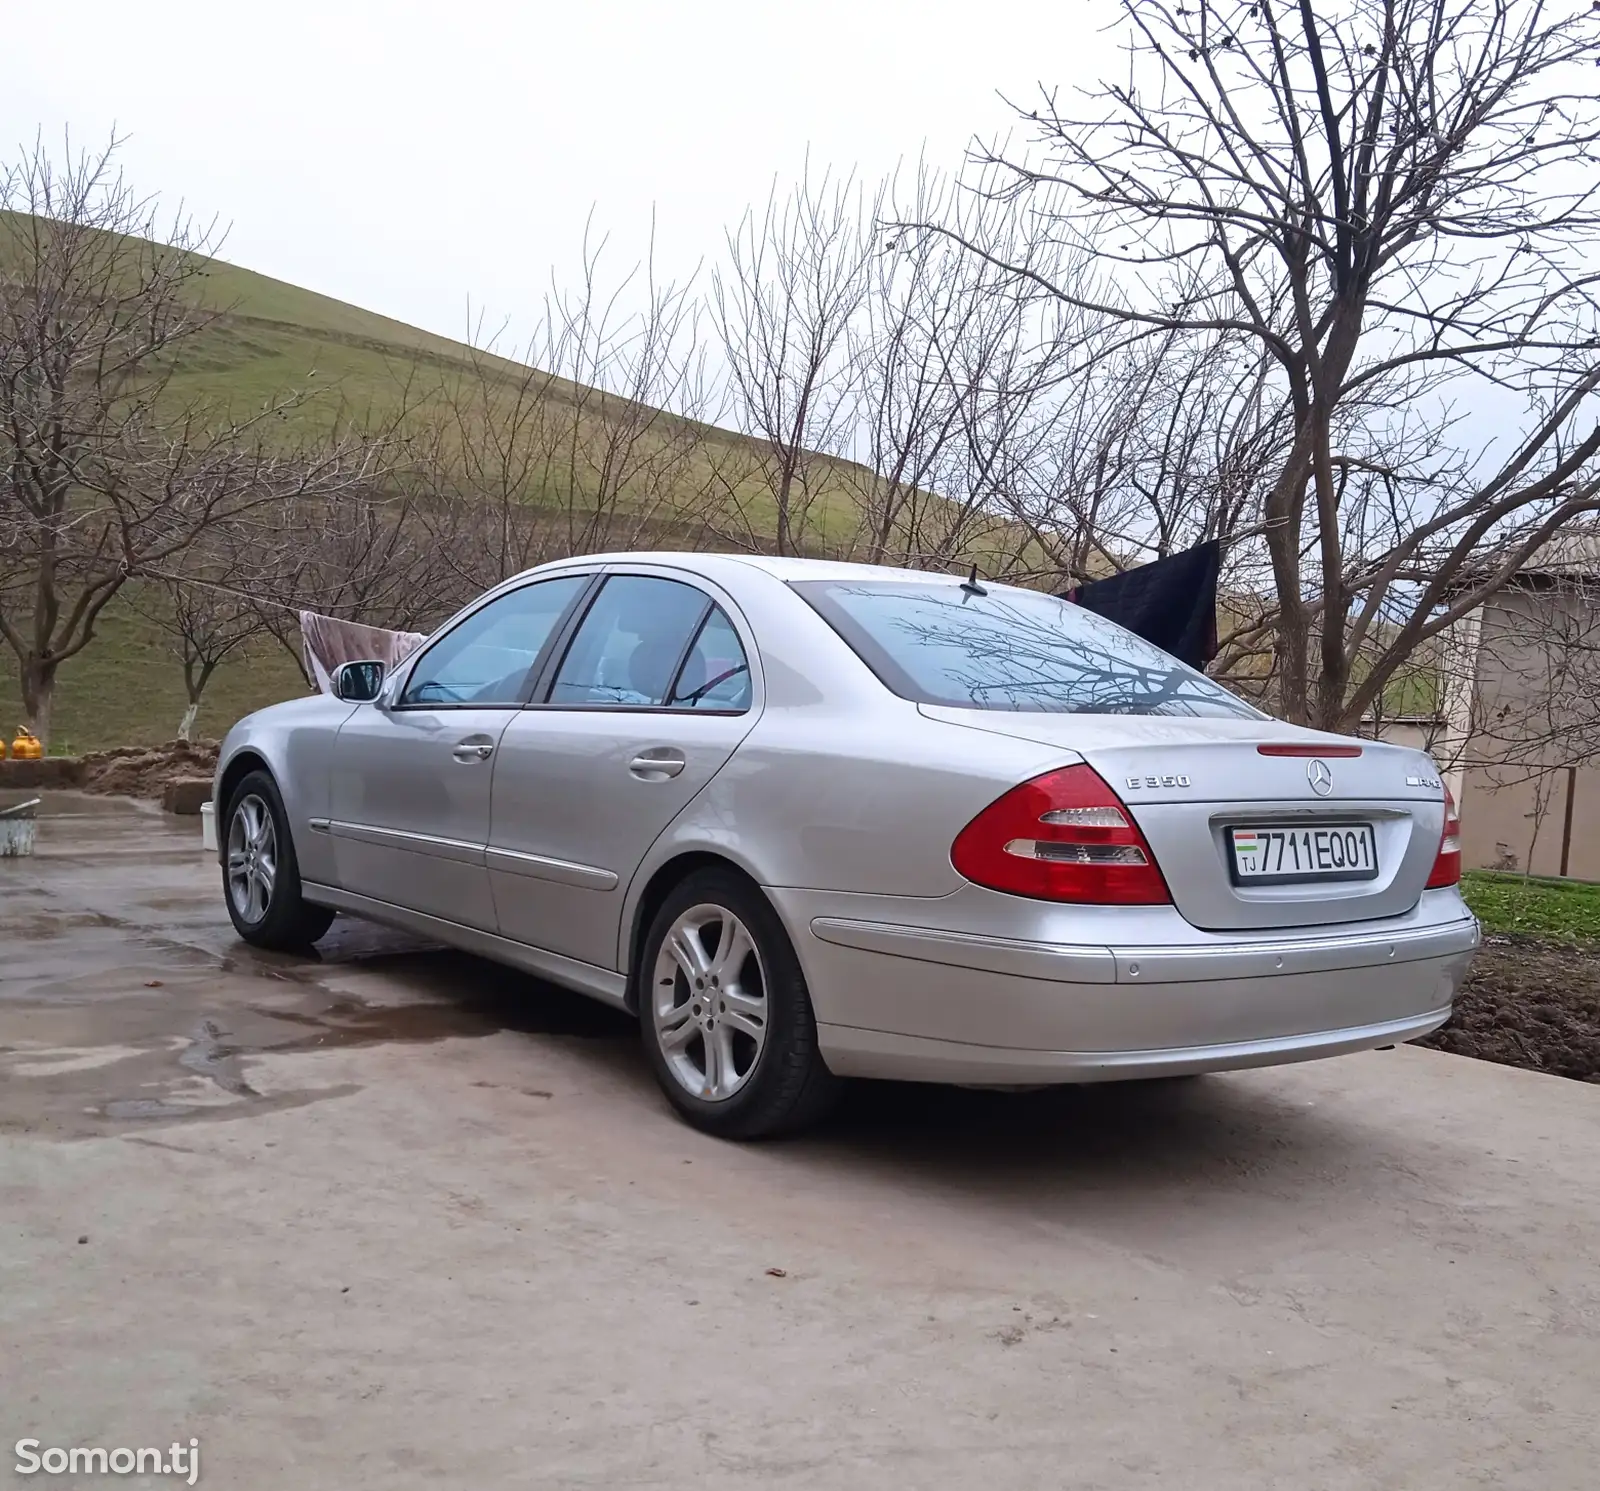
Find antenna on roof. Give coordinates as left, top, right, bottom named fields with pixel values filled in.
left=959, top=563, right=988, bottom=598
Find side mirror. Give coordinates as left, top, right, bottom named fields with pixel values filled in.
left=332, top=659, right=387, bottom=703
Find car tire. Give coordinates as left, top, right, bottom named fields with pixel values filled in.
left=637, top=868, right=842, bottom=1139
left=222, top=769, right=335, bottom=951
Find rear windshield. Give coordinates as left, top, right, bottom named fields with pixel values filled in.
left=794, top=579, right=1260, bottom=719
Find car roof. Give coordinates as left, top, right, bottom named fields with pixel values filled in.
left=513, top=551, right=982, bottom=587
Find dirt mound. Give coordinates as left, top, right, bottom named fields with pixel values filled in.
left=78, top=740, right=219, bottom=800
left=1419, top=935, right=1600, bottom=1083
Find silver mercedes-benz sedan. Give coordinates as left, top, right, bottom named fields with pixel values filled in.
left=213, top=552, right=1477, bottom=1137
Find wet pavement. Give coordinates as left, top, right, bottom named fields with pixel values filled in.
left=3, top=794, right=1599, bottom=1488
left=0, top=792, right=628, bottom=1140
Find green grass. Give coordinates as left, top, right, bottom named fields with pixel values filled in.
left=0, top=594, right=307, bottom=754
left=162, top=238, right=942, bottom=550
left=1461, top=870, right=1600, bottom=942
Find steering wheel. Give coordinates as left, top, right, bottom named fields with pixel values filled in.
left=677, top=663, right=749, bottom=706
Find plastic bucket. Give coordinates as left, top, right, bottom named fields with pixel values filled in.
left=0, top=799, right=39, bottom=858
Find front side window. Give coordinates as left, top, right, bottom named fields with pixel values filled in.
left=794, top=579, right=1259, bottom=719
left=547, top=576, right=713, bottom=707
left=401, top=575, right=587, bottom=707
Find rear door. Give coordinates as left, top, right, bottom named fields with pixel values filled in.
left=488, top=568, right=760, bottom=971
left=328, top=573, right=591, bottom=928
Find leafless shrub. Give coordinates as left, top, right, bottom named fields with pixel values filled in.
left=713, top=165, right=879, bottom=556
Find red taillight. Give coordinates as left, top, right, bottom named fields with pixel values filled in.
left=951, top=765, right=1171, bottom=905
left=1257, top=743, right=1363, bottom=758
left=1426, top=783, right=1462, bottom=888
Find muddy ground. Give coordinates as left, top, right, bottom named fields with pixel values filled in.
left=1420, top=934, right=1600, bottom=1083
left=78, top=738, right=219, bottom=798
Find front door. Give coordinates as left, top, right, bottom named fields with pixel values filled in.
left=328, top=573, right=591, bottom=929
left=488, top=572, right=760, bottom=971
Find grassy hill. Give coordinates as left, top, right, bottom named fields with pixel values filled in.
left=1, top=218, right=1024, bottom=750
left=0, top=213, right=1435, bottom=752
left=0, top=223, right=492, bottom=749
left=140, top=224, right=884, bottom=544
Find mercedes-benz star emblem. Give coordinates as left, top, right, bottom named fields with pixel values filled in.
left=1307, top=759, right=1334, bottom=797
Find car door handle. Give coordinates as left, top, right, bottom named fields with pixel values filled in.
left=452, top=741, right=495, bottom=763
left=629, top=749, right=686, bottom=780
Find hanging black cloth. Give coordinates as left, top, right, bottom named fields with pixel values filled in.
left=1063, top=540, right=1222, bottom=670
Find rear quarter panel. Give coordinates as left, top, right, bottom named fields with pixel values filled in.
left=640, top=702, right=1070, bottom=898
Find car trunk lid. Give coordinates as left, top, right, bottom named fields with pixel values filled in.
left=920, top=705, right=1449, bottom=931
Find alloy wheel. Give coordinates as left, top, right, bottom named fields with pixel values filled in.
left=227, top=793, right=278, bottom=924
left=650, top=903, right=769, bottom=1101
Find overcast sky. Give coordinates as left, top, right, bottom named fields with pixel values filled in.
left=5, top=0, right=1117, bottom=346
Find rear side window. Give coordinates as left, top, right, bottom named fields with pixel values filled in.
left=548, top=575, right=716, bottom=708
left=794, top=580, right=1259, bottom=719
left=668, top=607, right=751, bottom=711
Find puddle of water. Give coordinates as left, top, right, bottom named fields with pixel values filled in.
left=245, top=982, right=632, bottom=1053
left=215, top=955, right=321, bottom=985
left=103, top=1098, right=194, bottom=1120
left=256, top=999, right=499, bottom=1046
left=62, top=974, right=632, bottom=1134
left=7, top=846, right=638, bottom=1136
left=0, top=911, right=119, bottom=941
left=178, top=1018, right=259, bottom=1097
left=10, top=1045, right=148, bottom=1077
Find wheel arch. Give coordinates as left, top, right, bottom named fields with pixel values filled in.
left=217, top=748, right=274, bottom=818
left=622, top=851, right=770, bottom=1013
left=215, top=748, right=277, bottom=862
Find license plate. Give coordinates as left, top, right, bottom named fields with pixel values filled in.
left=1228, top=824, right=1378, bottom=885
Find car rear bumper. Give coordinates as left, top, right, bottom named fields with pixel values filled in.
left=766, top=886, right=1478, bottom=1087
left=815, top=1004, right=1455, bottom=1085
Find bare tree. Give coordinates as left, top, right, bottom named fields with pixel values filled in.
left=409, top=221, right=735, bottom=593
left=126, top=520, right=275, bottom=740
left=533, top=223, right=730, bottom=557
left=713, top=167, right=879, bottom=556
left=903, top=0, right=1600, bottom=730
left=247, top=482, right=457, bottom=685
left=842, top=199, right=979, bottom=565
left=841, top=172, right=1081, bottom=574
left=0, top=135, right=377, bottom=745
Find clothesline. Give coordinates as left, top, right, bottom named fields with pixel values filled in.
left=136, top=565, right=430, bottom=696
left=133, top=565, right=315, bottom=618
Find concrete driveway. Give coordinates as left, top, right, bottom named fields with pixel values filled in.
left=2, top=794, right=1596, bottom=1489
